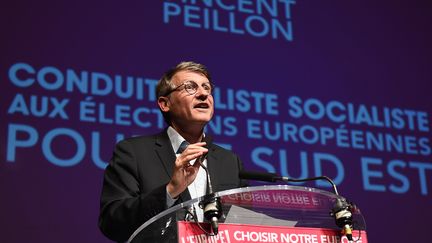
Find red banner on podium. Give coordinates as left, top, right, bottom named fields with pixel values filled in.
left=178, top=222, right=367, bottom=243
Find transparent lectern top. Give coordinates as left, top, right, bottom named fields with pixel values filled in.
left=128, top=185, right=366, bottom=243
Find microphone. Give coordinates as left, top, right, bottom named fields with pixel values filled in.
left=239, top=170, right=354, bottom=240
left=197, top=136, right=222, bottom=235
left=332, top=198, right=353, bottom=241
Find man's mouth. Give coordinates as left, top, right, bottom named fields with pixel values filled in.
left=194, top=103, right=209, bottom=109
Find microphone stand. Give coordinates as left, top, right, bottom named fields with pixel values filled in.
left=197, top=158, right=221, bottom=235
left=239, top=171, right=355, bottom=241
left=278, top=175, right=340, bottom=196
left=195, top=136, right=222, bottom=235
left=283, top=176, right=353, bottom=241
left=239, top=171, right=339, bottom=195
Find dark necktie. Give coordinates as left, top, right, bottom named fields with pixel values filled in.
left=176, top=140, right=189, bottom=154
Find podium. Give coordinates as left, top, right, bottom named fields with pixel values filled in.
left=127, top=185, right=367, bottom=242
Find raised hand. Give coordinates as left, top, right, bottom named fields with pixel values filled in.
left=166, top=142, right=208, bottom=198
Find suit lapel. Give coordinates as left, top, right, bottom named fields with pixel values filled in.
left=154, top=130, right=176, bottom=178
left=154, top=130, right=192, bottom=202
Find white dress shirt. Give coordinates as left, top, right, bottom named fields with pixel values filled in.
left=166, top=126, right=207, bottom=221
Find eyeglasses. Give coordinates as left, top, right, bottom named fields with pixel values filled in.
left=163, top=81, right=214, bottom=96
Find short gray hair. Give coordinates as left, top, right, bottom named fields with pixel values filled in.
left=156, top=61, right=212, bottom=125
left=156, top=61, right=212, bottom=98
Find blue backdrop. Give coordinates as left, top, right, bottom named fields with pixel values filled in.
left=1, top=1, right=431, bottom=242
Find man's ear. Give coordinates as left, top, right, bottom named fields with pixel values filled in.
left=157, top=96, right=170, bottom=112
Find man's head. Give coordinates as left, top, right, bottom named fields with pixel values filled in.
left=156, top=61, right=214, bottom=129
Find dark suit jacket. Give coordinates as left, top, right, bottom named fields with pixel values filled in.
left=98, top=129, right=244, bottom=242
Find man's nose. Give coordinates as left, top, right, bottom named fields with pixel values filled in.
left=195, top=86, right=211, bottom=97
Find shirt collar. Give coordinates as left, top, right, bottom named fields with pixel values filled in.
left=167, top=126, right=206, bottom=153
left=167, top=126, right=185, bottom=154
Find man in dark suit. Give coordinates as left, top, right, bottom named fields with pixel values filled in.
left=98, top=61, right=244, bottom=242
